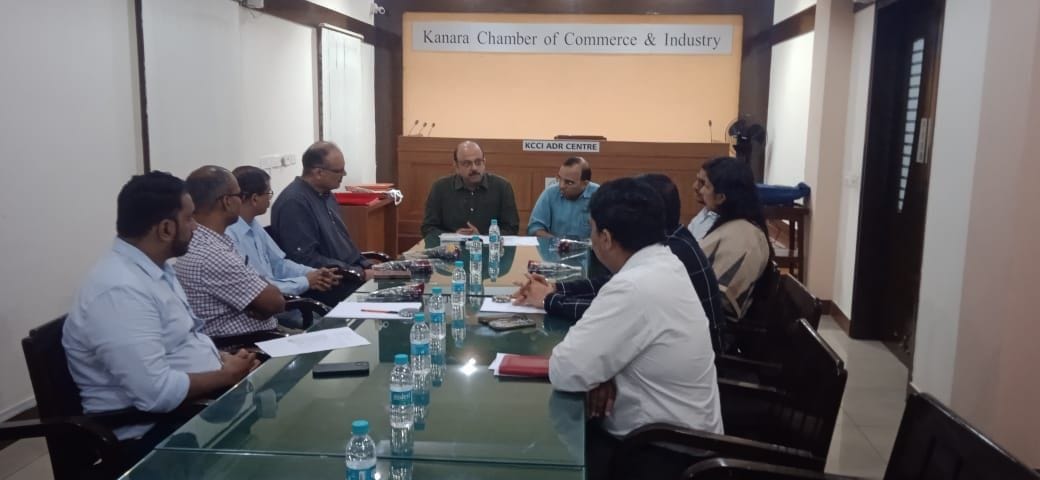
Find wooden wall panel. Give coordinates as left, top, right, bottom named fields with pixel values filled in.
left=397, top=136, right=729, bottom=250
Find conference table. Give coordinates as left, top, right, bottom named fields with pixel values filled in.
left=120, top=237, right=599, bottom=479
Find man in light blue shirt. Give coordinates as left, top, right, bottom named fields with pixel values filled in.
left=227, top=166, right=339, bottom=297
left=528, top=156, right=599, bottom=239
left=63, top=172, right=258, bottom=441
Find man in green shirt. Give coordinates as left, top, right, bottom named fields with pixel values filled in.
left=421, top=140, right=520, bottom=237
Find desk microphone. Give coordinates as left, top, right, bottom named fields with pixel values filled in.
left=417, top=122, right=428, bottom=137
left=424, top=122, right=436, bottom=137
left=708, top=120, right=714, bottom=143
left=407, top=120, right=420, bottom=135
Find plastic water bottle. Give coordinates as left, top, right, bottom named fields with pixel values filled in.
left=345, top=419, right=376, bottom=480
left=389, top=354, right=414, bottom=429
left=451, top=261, right=466, bottom=308
left=413, top=372, right=430, bottom=431
left=428, top=286, right=446, bottom=340
left=468, top=236, right=482, bottom=286
left=488, top=219, right=502, bottom=260
left=430, top=336, right=445, bottom=387
left=410, top=313, right=431, bottom=375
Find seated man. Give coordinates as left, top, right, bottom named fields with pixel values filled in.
left=421, top=140, right=520, bottom=237
left=175, top=166, right=286, bottom=338
left=63, top=171, right=258, bottom=443
left=539, top=178, right=722, bottom=476
left=514, top=174, right=725, bottom=351
left=271, top=141, right=375, bottom=302
left=527, top=156, right=599, bottom=239
left=226, top=166, right=341, bottom=301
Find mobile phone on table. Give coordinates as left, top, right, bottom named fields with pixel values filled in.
left=488, top=316, right=537, bottom=331
left=312, top=361, right=370, bottom=378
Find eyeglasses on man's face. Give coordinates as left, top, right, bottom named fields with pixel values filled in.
left=317, top=165, right=346, bottom=175
left=457, top=158, right=485, bottom=169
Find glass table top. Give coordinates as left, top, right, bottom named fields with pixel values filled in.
left=157, top=308, right=585, bottom=467
left=121, top=450, right=585, bottom=480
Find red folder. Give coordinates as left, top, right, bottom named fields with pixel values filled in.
left=499, top=355, right=550, bottom=378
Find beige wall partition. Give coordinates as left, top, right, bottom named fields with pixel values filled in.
left=402, top=12, right=743, bottom=142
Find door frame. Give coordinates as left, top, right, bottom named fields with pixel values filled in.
left=849, top=0, right=946, bottom=350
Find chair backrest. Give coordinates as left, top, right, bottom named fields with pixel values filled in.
left=743, top=261, right=782, bottom=326
left=264, top=224, right=281, bottom=248
left=764, top=319, right=847, bottom=460
left=776, top=275, right=822, bottom=330
left=884, top=393, right=1040, bottom=480
left=22, top=316, right=106, bottom=479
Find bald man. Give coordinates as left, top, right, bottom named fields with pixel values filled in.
left=421, top=140, right=520, bottom=237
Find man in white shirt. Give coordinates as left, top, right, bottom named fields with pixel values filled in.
left=514, top=177, right=722, bottom=478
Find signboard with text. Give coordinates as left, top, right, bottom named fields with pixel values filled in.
left=522, top=139, right=601, bottom=153
left=413, top=22, right=733, bottom=55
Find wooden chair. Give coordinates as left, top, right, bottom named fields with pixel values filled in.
left=610, top=319, right=847, bottom=479
left=0, top=317, right=205, bottom=480
left=682, top=392, right=1040, bottom=480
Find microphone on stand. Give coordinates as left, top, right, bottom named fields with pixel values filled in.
left=424, top=122, right=436, bottom=137
left=407, top=120, right=420, bottom=136
left=708, top=120, right=714, bottom=143
left=416, top=122, right=428, bottom=137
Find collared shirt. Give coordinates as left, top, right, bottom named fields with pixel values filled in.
left=688, top=207, right=719, bottom=241
left=271, top=177, right=371, bottom=271
left=527, top=183, right=599, bottom=238
left=420, top=174, right=520, bottom=237
left=175, top=224, right=274, bottom=337
left=63, top=238, right=222, bottom=439
left=226, top=217, right=313, bottom=296
left=549, top=244, right=723, bottom=437
left=544, top=226, right=725, bottom=351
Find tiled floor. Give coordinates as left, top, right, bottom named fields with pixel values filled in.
left=0, top=315, right=907, bottom=480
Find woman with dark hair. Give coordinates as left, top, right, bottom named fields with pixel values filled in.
left=696, top=156, right=772, bottom=322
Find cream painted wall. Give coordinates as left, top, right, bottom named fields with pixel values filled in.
left=764, top=33, right=814, bottom=186
left=831, top=6, right=874, bottom=316
left=0, top=0, right=142, bottom=419
left=403, top=12, right=743, bottom=142
left=774, top=0, right=818, bottom=23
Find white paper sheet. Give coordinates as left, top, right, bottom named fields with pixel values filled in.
left=439, top=233, right=488, bottom=243
left=326, top=302, right=422, bottom=320
left=503, top=236, right=540, bottom=247
left=479, top=297, right=547, bottom=314
left=256, top=326, right=371, bottom=358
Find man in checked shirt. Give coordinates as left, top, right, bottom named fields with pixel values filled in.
left=175, top=166, right=286, bottom=338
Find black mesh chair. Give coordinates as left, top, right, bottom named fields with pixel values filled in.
left=610, top=319, right=846, bottom=479
left=0, top=317, right=206, bottom=480
left=682, top=392, right=1040, bottom=480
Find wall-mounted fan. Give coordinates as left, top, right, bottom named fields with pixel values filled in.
left=726, top=117, right=766, bottom=164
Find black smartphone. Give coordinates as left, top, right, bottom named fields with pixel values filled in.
left=312, top=361, right=370, bottom=378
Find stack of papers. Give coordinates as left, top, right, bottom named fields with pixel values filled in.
left=256, top=327, right=370, bottom=358
left=326, top=302, right=422, bottom=320
left=480, top=297, right=546, bottom=314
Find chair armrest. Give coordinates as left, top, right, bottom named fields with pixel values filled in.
left=0, top=416, right=118, bottom=445
left=328, top=266, right=365, bottom=283
left=212, top=331, right=288, bottom=350
left=362, top=251, right=392, bottom=263
left=684, top=458, right=860, bottom=480
left=717, top=354, right=782, bottom=373
left=718, top=378, right=786, bottom=403
left=611, top=423, right=823, bottom=474
left=284, top=296, right=331, bottom=316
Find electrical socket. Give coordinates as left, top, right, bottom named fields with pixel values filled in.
left=280, top=154, right=297, bottom=167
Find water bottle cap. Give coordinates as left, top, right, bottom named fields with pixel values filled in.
left=455, top=260, right=464, bottom=267
left=491, top=219, right=498, bottom=224
left=413, top=312, right=425, bottom=322
left=432, top=286, right=442, bottom=294
left=394, top=354, right=409, bottom=365
left=351, top=419, right=369, bottom=435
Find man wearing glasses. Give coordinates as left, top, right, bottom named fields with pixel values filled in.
left=527, top=156, right=598, bottom=239
left=270, top=141, right=375, bottom=303
left=175, top=166, right=286, bottom=338
left=420, top=140, right=520, bottom=237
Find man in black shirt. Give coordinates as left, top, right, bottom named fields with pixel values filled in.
left=271, top=141, right=372, bottom=304
left=420, top=140, right=520, bottom=237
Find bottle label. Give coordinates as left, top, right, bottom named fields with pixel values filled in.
left=452, top=281, right=464, bottom=294
left=411, top=341, right=429, bottom=356
left=430, top=311, right=445, bottom=324
left=346, top=466, right=375, bottom=480
left=390, top=388, right=413, bottom=406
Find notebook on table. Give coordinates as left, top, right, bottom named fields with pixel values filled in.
left=498, top=354, right=550, bottom=378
